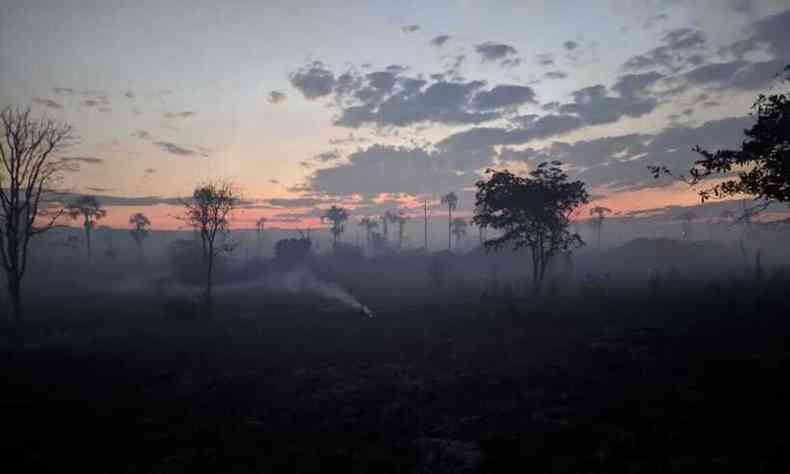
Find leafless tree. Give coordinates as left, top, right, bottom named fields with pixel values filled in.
left=0, top=106, right=73, bottom=324
left=255, top=216, right=267, bottom=257
left=66, top=195, right=107, bottom=261
left=180, top=181, right=238, bottom=309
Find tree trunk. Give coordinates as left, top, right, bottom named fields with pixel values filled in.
left=8, top=275, right=22, bottom=326
left=447, top=208, right=452, bottom=250
left=424, top=200, right=428, bottom=251
left=206, top=242, right=214, bottom=313
left=84, top=223, right=92, bottom=262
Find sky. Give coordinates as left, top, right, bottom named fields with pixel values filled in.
left=1, top=0, right=788, bottom=231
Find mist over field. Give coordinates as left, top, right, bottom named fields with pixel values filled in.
left=2, top=1, right=790, bottom=472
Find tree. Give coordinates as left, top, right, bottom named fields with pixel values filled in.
left=129, top=212, right=151, bottom=263
left=66, top=195, right=106, bottom=261
left=588, top=205, right=612, bottom=252
left=440, top=192, right=458, bottom=250
left=391, top=211, right=409, bottom=249
left=473, top=162, right=588, bottom=293
left=358, top=216, right=378, bottom=246
left=180, top=181, right=238, bottom=309
left=255, top=217, right=267, bottom=257
left=650, top=65, right=790, bottom=205
left=0, top=106, right=73, bottom=325
left=450, top=217, right=467, bottom=250
left=322, top=205, right=349, bottom=248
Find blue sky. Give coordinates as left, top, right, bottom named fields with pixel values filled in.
left=1, top=0, right=788, bottom=228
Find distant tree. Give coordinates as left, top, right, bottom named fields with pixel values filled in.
left=180, top=181, right=238, bottom=309
left=473, top=162, right=588, bottom=293
left=273, top=237, right=311, bottom=268
left=440, top=192, right=458, bottom=250
left=387, top=210, right=409, bottom=249
left=358, top=216, right=378, bottom=247
left=677, top=210, right=697, bottom=240
left=0, top=106, right=73, bottom=325
left=450, top=217, right=467, bottom=249
left=322, top=205, right=349, bottom=248
left=66, top=195, right=106, bottom=261
left=588, top=205, right=612, bottom=252
left=255, top=217, right=267, bottom=257
left=477, top=224, right=488, bottom=246
left=129, top=212, right=151, bottom=263
left=650, top=65, right=790, bottom=206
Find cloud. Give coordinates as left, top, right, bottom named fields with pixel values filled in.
left=32, top=98, right=63, bottom=109
left=643, top=13, right=669, bottom=28
left=308, top=144, right=478, bottom=197
left=563, top=40, right=579, bottom=51
left=438, top=81, right=659, bottom=152
left=51, top=192, right=182, bottom=207
left=611, top=71, right=665, bottom=97
left=124, top=91, right=135, bottom=99
left=497, top=115, right=755, bottom=191
left=131, top=130, right=152, bottom=141
left=726, top=7, right=790, bottom=58
left=265, top=197, right=328, bottom=208
left=314, top=150, right=340, bottom=162
left=164, top=111, right=196, bottom=119
left=269, top=179, right=279, bottom=184
left=500, top=57, right=522, bottom=69
left=153, top=141, right=207, bottom=157
left=536, top=53, right=554, bottom=66
left=623, top=27, right=707, bottom=71
left=289, top=61, right=336, bottom=99
left=144, top=168, right=156, bottom=174
left=60, top=156, right=104, bottom=165
left=544, top=71, right=568, bottom=80
left=430, top=34, right=451, bottom=47
left=268, top=91, right=287, bottom=104
left=470, top=85, right=537, bottom=110
left=401, top=24, right=420, bottom=33
left=475, top=42, right=517, bottom=62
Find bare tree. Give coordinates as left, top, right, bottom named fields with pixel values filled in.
left=440, top=192, right=458, bottom=251
left=129, top=212, right=151, bottom=263
left=66, top=195, right=106, bottom=261
left=0, top=106, right=73, bottom=325
left=180, top=181, right=238, bottom=309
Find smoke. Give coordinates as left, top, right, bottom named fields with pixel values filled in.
left=263, top=267, right=374, bottom=317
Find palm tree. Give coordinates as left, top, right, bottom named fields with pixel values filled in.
left=390, top=210, right=409, bottom=249
left=129, top=212, right=151, bottom=263
left=66, top=195, right=107, bottom=261
left=451, top=217, right=467, bottom=250
left=358, top=217, right=378, bottom=246
left=255, top=217, right=267, bottom=257
left=440, top=192, right=458, bottom=250
left=588, top=205, right=612, bottom=252
left=322, top=205, right=349, bottom=248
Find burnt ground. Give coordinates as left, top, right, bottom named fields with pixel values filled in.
left=2, top=279, right=789, bottom=473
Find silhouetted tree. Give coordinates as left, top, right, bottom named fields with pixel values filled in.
left=0, top=106, right=73, bottom=325
left=322, top=205, right=349, bottom=248
left=66, top=195, right=106, bottom=261
left=473, top=162, right=588, bottom=293
left=255, top=217, right=267, bottom=257
left=358, top=216, right=378, bottom=247
left=180, top=181, right=238, bottom=309
left=588, top=205, right=612, bottom=252
left=451, top=217, right=467, bottom=250
left=389, top=210, right=409, bottom=249
left=650, top=65, right=790, bottom=204
left=129, top=212, right=151, bottom=263
left=440, top=192, right=458, bottom=250
left=274, top=237, right=311, bottom=268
